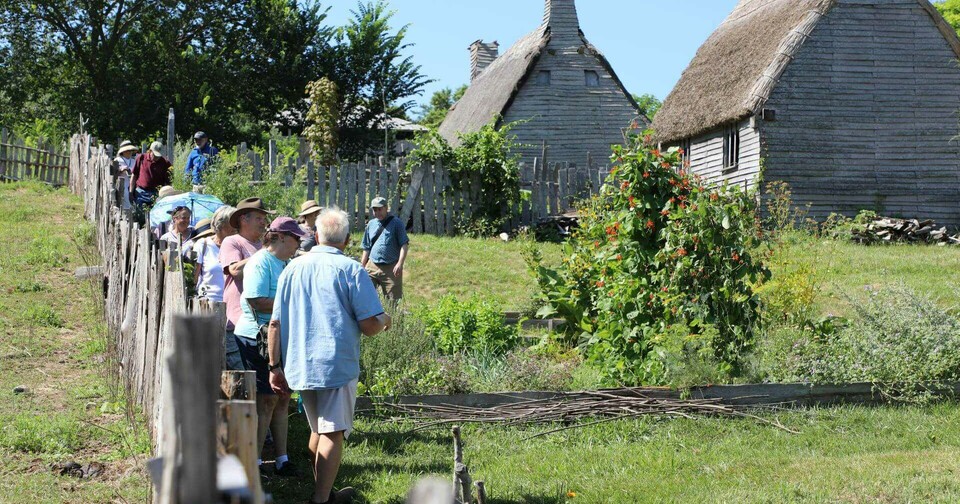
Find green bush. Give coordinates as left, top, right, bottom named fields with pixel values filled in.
left=419, top=295, right=519, bottom=356
left=0, top=414, right=83, bottom=455
left=528, top=134, right=769, bottom=385
left=769, top=285, right=960, bottom=402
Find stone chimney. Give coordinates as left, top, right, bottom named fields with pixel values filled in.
left=542, top=0, right=581, bottom=39
left=469, top=40, right=499, bottom=82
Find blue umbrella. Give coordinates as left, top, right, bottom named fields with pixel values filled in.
left=150, top=192, right=225, bottom=227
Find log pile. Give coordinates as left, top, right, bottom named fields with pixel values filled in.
left=378, top=388, right=797, bottom=437
left=851, top=217, right=960, bottom=245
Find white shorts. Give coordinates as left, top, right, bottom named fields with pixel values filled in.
left=299, top=379, right=358, bottom=439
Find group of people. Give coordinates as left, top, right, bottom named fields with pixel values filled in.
left=212, top=196, right=408, bottom=504
left=113, top=131, right=218, bottom=214
left=113, top=131, right=412, bottom=503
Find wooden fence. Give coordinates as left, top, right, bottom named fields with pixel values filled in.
left=0, top=128, right=70, bottom=186
left=72, top=133, right=264, bottom=502
left=217, top=144, right=612, bottom=236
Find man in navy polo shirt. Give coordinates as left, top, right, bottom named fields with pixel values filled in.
left=360, top=196, right=409, bottom=301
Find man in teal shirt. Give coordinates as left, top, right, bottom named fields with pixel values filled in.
left=360, top=196, right=409, bottom=301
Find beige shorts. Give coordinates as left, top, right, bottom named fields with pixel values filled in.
left=299, top=379, right=358, bottom=439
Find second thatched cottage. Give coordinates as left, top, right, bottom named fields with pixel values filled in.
left=653, top=0, right=960, bottom=226
left=439, top=0, right=644, bottom=164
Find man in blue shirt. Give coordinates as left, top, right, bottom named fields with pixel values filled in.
left=184, top=131, right=219, bottom=191
left=268, top=208, right=390, bottom=504
left=360, top=196, right=409, bottom=301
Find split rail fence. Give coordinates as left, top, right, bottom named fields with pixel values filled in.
left=0, top=127, right=70, bottom=186
left=71, top=133, right=265, bottom=503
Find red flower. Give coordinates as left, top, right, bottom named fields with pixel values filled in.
left=643, top=171, right=650, bottom=179
left=660, top=209, right=670, bottom=216
left=616, top=254, right=623, bottom=261
left=661, top=161, right=671, bottom=168
left=651, top=149, right=661, bottom=157
left=594, top=241, right=600, bottom=248
left=628, top=196, right=636, bottom=206
left=621, top=181, right=630, bottom=190
left=646, top=220, right=655, bottom=230
left=661, top=287, right=669, bottom=292
left=732, top=252, right=740, bottom=261
left=710, top=193, right=718, bottom=202
left=596, top=280, right=605, bottom=288
left=670, top=197, right=676, bottom=204
left=678, top=248, right=688, bottom=256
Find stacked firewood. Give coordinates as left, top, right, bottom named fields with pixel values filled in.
left=851, top=217, right=960, bottom=245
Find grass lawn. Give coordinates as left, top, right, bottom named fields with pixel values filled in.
left=772, top=233, right=960, bottom=317
left=0, top=182, right=150, bottom=503
left=263, top=403, right=960, bottom=503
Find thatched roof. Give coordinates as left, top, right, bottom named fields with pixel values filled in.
left=653, top=0, right=836, bottom=144
left=654, top=0, right=960, bottom=144
left=439, top=0, right=641, bottom=146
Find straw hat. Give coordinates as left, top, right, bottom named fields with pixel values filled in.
left=298, top=200, right=323, bottom=217
left=158, top=186, right=183, bottom=199
left=117, top=141, right=138, bottom=156
left=192, top=218, right=214, bottom=240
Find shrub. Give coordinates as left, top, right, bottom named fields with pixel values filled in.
left=413, top=120, right=523, bottom=234
left=771, top=285, right=960, bottom=402
left=528, top=134, right=769, bottom=385
left=419, top=295, right=519, bottom=356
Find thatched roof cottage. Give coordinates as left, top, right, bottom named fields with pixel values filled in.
left=653, top=0, right=960, bottom=226
left=439, top=0, right=644, bottom=164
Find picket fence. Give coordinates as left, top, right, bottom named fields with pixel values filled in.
left=71, top=132, right=265, bottom=503
left=0, top=127, right=70, bottom=186
left=217, top=143, right=613, bottom=235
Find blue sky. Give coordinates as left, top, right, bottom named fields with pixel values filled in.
left=322, top=0, right=739, bottom=111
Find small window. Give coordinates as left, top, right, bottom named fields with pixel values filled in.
left=536, top=71, right=551, bottom=86
left=723, top=124, right=740, bottom=171
left=680, top=138, right=692, bottom=166
left=584, top=70, right=600, bottom=87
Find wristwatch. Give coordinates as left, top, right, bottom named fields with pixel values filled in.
left=268, top=362, right=283, bottom=371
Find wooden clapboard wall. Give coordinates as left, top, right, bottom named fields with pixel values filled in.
left=0, top=128, right=70, bottom=186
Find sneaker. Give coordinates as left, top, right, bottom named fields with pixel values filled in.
left=330, top=487, right=357, bottom=504
left=274, top=460, right=300, bottom=478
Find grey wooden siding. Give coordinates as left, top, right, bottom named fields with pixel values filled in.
left=503, top=40, right=639, bottom=165
left=682, top=119, right=763, bottom=190
left=761, top=0, right=960, bottom=226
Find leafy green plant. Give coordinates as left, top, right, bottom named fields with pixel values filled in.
left=303, top=78, right=340, bottom=165
left=413, top=119, right=523, bottom=234
left=528, top=133, right=769, bottom=385
left=769, top=285, right=960, bottom=402
left=419, top=295, right=519, bottom=356
left=24, top=236, right=68, bottom=267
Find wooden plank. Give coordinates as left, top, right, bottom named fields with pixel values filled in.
left=422, top=164, right=435, bottom=234
left=329, top=164, right=339, bottom=209
left=317, top=164, right=327, bottom=207
left=168, top=315, right=220, bottom=504
left=306, top=159, right=315, bottom=201
left=358, top=162, right=368, bottom=228
left=391, top=161, right=401, bottom=212
left=378, top=162, right=387, bottom=202
left=218, top=399, right=262, bottom=504
left=346, top=164, right=357, bottom=230
left=401, top=165, right=427, bottom=233
left=268, top=140, right=277, bottom=176
left=444, top=166, right=454, bottom=236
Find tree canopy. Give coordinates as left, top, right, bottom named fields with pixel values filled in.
left=0, top=0, right=428, bottom=158
left=417, top=85, right=468, bottom=129
left=935, top=1, right=960, bottom=34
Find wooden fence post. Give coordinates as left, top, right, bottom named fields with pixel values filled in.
left=166, top=109, right=175, bottom=162
left=0, top=128, right=7, bottom=180
left=161, top=315, right=220, bottom=503
left=268, top=140, right=277, bottom=176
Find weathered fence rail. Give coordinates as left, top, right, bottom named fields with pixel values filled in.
left=71, top=133, right=263, bottom=502
left=0, top=127, right=70, bottom=186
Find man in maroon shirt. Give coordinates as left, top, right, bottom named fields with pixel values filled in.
left=129, top=141, right=172, bottom=209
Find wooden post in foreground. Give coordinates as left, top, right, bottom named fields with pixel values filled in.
left=166, top=109, right=175, bottom=162
left=158, top=314, right=220, bottom=503
left=219, top=399, right=262, bottom=504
